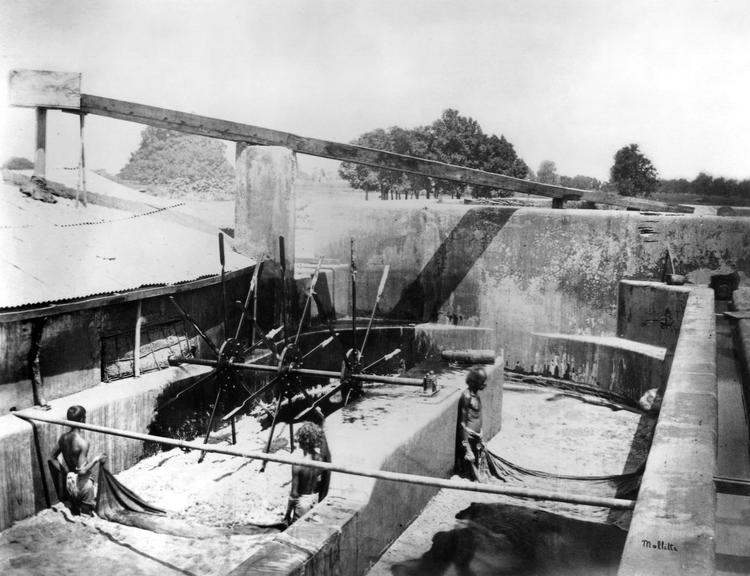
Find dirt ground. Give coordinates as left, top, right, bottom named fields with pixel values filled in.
left=0, top=417, right=298, bottom=576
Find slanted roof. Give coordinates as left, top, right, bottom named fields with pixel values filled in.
left=0, top=181, right=254, bottom=312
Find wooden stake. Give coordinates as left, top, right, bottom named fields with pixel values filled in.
left=33, top=107, right=46, bottom=180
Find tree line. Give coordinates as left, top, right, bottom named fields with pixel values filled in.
left=4, top=116, right=747, bottom=203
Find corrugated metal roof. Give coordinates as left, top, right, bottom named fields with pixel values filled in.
left=0, top=182, right=254, bottom=309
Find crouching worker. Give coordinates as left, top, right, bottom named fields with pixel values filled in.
left=284, top=422, right=328, bottom=525
left=455, top=365, right=487, bottom=481
left=50, top=405, right=106, bottom=515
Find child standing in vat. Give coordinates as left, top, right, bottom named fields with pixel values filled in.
left=284, top=422, right=328, bottom=525
left=51, top=405, right=106, bottom=515
left=455, top=365, right=487, bottom=481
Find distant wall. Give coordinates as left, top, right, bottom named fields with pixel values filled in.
left=309, top=203, right=750, bottom=365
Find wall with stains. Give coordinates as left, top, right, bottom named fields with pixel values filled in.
left=309, top=203, right=750, bottom=367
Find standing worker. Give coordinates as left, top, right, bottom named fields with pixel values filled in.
left=50, top=405, right=106, bottom=515
left=284, top=422, right=329, bottom=525
left=455, top=366, right=487, bottom=481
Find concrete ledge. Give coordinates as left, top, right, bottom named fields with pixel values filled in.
left=0, top=364, right=210, bottom=531
left=414, top=323, right=497, bottom=358
left=230, top=357, right=504, bottom=576
left=618, top=287, right=717, bottom=576
left=530, top=333, right=668, bottom=401
left=731, top=318, right=750, bottom=464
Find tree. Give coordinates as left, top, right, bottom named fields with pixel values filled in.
left=537, top=160, right=559, bottom=185
left=2, top=156, right=34, bottom=170
left=338, top=109, right=528, bottom=199
left=559, top=174, right=601, bottom=190
left=610, top=144, right=658, bottom=197
left=119, top=127, right=234, bottom=198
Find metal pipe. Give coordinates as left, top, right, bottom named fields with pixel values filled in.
left=170, top=356, right=426, bottom=387
left=12, top=412, right=636, bottom=510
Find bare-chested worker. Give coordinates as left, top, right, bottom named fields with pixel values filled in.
left=455, top=366, right=487, bottom=481
left=51, top=405, right=106, bottom=515
left=284, top=422, right=327, bottom=525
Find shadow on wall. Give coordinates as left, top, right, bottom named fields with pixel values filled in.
left=390, top=208, right=517, bottom=322
left=390, top=502, right=626, bottom=576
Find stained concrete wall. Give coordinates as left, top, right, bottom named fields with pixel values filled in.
left=230, top=357, right=504, bottom=576
left=618, top=287, right=717, bottom=576
left=234, top=145, right=296, bottom=268
left=617, top=280, right=691, bottom=352
left=308, top=204, right=750, bottom=368
left=528, top=333, right=668, bottom=402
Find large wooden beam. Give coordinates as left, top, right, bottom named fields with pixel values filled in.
left=80, top=94, right=580, bottom=200
left=77, top=94, right=692, bottom=212
left=7, top=70, right=691, bottom=211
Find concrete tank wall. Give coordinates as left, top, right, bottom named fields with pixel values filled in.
left=618, top=286, right=717, bottom=576
left=309, top=203, right=750, bottom=367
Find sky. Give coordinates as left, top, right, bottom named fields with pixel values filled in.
left=1, top=0, right=749, bottom=181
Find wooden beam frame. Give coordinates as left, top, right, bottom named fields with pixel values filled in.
left=74, top=94, right=691, bottom=212
left=7, top=69, right=690, bottom=212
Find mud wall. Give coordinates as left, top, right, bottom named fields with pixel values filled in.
left=309, top=203, right=750, bottom=367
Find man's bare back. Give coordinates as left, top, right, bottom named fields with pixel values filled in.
left=51, top=405, right=105, bottom=514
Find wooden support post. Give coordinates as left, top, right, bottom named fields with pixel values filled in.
left=78, top=113, right=87, bottom=207
left=234, top=144, right=296, bottom=267
left=33, top=107, right=46, bottom=180
left=134, top=301, right=144, bottom=378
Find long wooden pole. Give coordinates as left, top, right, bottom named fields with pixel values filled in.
left=75, top=94, right=692, bottom=212
left=169, top=356, right=427, bottom=387
left=13, top=411, right=635, bottom=510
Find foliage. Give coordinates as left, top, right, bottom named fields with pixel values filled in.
left=2, top=156, right=34, bottom=170
left=339, top=109, right=528, bottom=199
left=610, top=144, right=658, bottom=197
left=119, top=127, right=234, bottom=199
left=560, top=174, right=602, bottom=190
left=536, top=160, right=559, bottom=185
left=656, top=173, right=750, bottom=199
